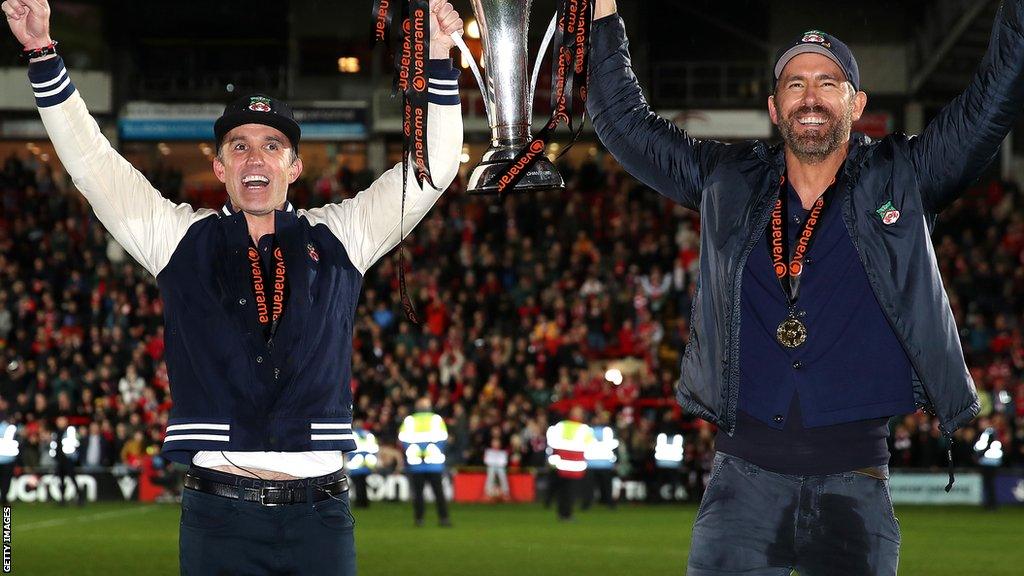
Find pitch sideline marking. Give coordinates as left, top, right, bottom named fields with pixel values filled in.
left=17, top=505, right=160, bottom=531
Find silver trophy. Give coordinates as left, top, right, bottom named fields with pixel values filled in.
left=458, top=0, right=565, bottom=194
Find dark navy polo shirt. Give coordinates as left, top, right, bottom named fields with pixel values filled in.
left=716, top=179, right=915, bottom=474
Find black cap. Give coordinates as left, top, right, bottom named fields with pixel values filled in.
left=774, top=30, right=860, bottom=92
left=214, top=94, right=301, bottom=153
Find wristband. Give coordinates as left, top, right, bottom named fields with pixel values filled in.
left=22, top=41, right=58, bottom=62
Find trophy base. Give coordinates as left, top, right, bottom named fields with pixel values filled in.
left=467, top=145, right=565, bottom=195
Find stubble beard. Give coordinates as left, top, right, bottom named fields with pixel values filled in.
left=778, top=104, right=854, bottom=164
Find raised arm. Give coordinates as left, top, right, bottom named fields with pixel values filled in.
left=301, top=0, right=464, bottom=274
left=4, top=0, right=212, bottom=277
left=910, top=0, right=1024, bottom=213
left=587, top=9, right=727, bottom=210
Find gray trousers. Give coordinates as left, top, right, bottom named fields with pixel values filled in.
left=687, top=452, right=900, bottom=575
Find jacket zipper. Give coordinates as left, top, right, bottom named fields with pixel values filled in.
left=723, top=168, right=783, bottom=435
left=838, top=167, right=957, bottom=490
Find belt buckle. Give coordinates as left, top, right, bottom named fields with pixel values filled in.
left=259, top=487, right=286, bottom=506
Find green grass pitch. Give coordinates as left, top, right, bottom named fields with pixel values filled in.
left=8, top=502, right=1024, bottom=575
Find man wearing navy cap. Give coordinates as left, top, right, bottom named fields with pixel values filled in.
left=588, top=0, right=1024, bottom=574
left=4, top=0, right=464, bottom=574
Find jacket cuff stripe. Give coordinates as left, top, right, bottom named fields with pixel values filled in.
left=28, top=56, right=76, bottom=108
left=31, top=67, right=67, bottom=89
left=427, top=58, right=460, bottom=105
left=428, top=92, right=461, bottom=105
left=429, top=87, right=459, bottom=96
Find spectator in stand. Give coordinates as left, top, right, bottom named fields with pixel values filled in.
left=483, top=437, right=510, bottom=502
left=82, top=420, right=111, bottom=468
left=117, top=364, right=144, bottom=407
left=120, top=429, right=146, bottom=468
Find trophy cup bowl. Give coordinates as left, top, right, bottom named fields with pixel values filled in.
left=466, top=0, right=565, bottom=194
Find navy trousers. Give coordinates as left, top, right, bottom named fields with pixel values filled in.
left=687, top=453, right=900, bottom=575
left=410, top=472, right=450, bottom=522
left=179, top=469, right=356, bottom=576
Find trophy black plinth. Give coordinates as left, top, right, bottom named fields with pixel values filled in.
left=467, top=144, right=565, bottom=195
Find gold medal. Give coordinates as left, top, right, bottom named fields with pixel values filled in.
left=767, top=177, right=832, bottom=350
left=776, top=317, right=808, bottom=348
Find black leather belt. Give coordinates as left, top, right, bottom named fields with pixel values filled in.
left=183, top=472, right=349, bottom=506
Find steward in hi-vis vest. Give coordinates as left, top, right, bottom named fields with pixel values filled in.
left=0, top=420, right=19, bottom=505
left=399, top=398, right=451, bottom=527
left=345, top=425, right=379, bottom=508
left=655, top=433, right=684, bottom=469
left=50, top=415, right=83, bottom=506
left=546, top=406, right=595, bottom=521
left=583, top=413, right=618, bottom=510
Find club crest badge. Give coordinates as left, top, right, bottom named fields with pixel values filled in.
left=801, top=30, right=830, bottom=47
left=876, top=200, right=901, bottom=225
left=249, top=96, right=272, bottom=113
left=307, top=243, right=320, bottom=263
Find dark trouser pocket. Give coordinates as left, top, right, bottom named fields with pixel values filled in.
left=313, top=491, right=356, bottom=531
left=179, top=489, right=239, bottom=532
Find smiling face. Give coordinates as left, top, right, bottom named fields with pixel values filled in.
left=213, top=124, right=303, bottom=216
left=769, top=53, right=867, bottom=164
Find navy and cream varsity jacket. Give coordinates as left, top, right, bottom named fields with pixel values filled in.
left=29, top=56, right=463, bottom=466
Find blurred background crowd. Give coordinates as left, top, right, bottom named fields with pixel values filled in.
left=1, top=146, right=1022, bottom=496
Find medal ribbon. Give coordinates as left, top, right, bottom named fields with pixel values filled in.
left=371, top=0, right=395, bottom=48
left=400, top=0, right=432, bottom=189
left=767, top=176, right=834, bottom=307
left=248, top=242, right=287, bottom=343
left=372, top=0, right=431, bottom=322
left=490, top=0, right=594, bottom=194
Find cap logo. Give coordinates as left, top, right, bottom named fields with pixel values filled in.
left=801, top=30, right=830, bottom=47
left=248, top=96, right=272, bottom=113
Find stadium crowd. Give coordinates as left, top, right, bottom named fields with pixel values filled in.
left=0, top=145, right=1022, bottom=497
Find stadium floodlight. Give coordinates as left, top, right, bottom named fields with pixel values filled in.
left=605, top=368, right=623, bottom=386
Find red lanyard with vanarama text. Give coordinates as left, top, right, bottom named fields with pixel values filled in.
left=247, top=241, right=287, bottom=344
left=766, top=176, right=834, bottom=307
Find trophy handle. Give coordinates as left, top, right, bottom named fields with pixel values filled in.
left=450, top=31, right=495, bottom=127
left=529, top=14, right=558, bottom=110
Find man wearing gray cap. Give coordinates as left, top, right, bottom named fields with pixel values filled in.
left=588, top=0, right=1024, bottom=574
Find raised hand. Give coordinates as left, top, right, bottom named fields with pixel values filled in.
left=428, top=0, right=464, bottom=59
left=2, top=0, right=52, bottom=50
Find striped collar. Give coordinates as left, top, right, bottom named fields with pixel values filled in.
left=221, top=201, right=295, bottom=217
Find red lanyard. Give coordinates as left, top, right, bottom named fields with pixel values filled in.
left=247, top=243, right=287, bottom=341
left=767, top=176, right=832, bottom=306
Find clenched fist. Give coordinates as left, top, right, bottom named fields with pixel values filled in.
left=2, top=0, right=52, bottom=50
left=429, top=0, right=463, bottom=59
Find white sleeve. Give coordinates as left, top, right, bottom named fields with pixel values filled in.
left=300, top=102, right=463, bottom=275
left=30, top=57, right=215, bottom=277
